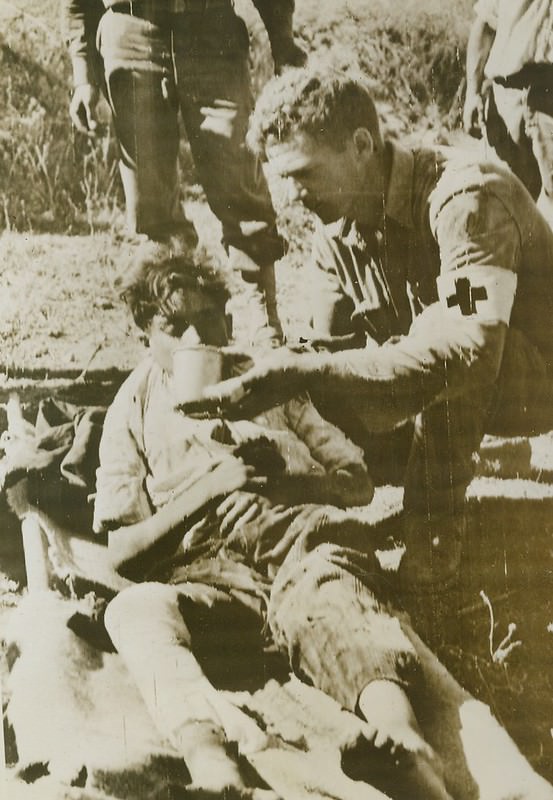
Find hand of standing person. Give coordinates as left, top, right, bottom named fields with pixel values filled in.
left=69, top=83, right=100, bottom=136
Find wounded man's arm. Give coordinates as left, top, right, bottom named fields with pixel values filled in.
left=107, top=458, right=251, bottom=579
left=94, top=373, right=251, bottom=578
left=257, top=394, right=374, bottom=508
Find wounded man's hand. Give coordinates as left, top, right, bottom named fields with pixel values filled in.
left=215, top=490, right=266, bottom=535
left=177, top=349, right=307, bottom=420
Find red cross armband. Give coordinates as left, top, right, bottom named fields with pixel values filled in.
left=437, top=266, right=517, bottom=324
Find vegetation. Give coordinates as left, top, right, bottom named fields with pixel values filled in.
left=0, top=1, right=119, bottom=233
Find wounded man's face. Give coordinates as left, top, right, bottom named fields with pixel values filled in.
left=147, top=287, right=230, bottom=372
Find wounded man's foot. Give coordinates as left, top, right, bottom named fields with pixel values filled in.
left=174, top=716, right=279, bottom=799
left=342, top=730, right=452, bottom=800
left=175, top=719, right=248, bottom=794
left=396, top=751, right=453, bottom=800
left=345, top=680, right=453, bottom=800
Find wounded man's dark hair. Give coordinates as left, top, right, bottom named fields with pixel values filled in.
left=119, top=250, right=231, bottom=332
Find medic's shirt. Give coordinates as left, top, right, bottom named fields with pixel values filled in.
left=311, top=142, right=553, bottom=369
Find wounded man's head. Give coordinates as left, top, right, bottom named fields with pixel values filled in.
left=119, top=247, right=232, bottom=351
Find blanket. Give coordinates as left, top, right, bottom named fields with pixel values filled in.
left=6, top=591, right=553, bottom=800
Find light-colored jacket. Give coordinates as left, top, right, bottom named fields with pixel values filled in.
left=94, top=355, right=368, bottom=533
left=475, top=0, right=553, bottom=79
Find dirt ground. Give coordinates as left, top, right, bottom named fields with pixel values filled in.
left=0, top=195, right=314, bottom=376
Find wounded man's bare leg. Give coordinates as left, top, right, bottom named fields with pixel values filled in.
left=104, top=582, right=266, bottom=793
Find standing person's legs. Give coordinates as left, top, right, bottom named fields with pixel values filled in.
left=526, top=84, right=553, bottom=229
left=484, top=84, right=542, bottom=200
left=96, top=10, right=196, bottom=239
left=104, top=581, right=268, bottom=793
left=173, top=7, right=284, bottom=344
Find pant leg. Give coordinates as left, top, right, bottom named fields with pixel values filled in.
left=172, top=8, right=282, bottom=268
left=105, top=580, right=267, bottom=740
left=525, top=84, right=553, bottom=229
left=269, top=541, right=421, bottom=712
left=488, top=326, right=553, bottom=437
left=485, top=83, right=542, bottom=200
left=397, top=394, right=487, bottom=596
left=96, top=11, right=184, bottom=236
left=172, top=8, right=284, bottom=343
left=105, top=582, right=210, bottom=740
left=105, top=579, right=271, bottom=774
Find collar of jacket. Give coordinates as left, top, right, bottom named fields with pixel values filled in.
left=324, top=140, right=415, bottom=246
left=384, top=141, right=415, bottom=230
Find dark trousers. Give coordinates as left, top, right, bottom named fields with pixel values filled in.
left=485, top=81, right=553, bottom=205
left=96, top=6, right=283, bottom=269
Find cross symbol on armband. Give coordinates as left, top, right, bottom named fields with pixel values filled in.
left=446, top=276, right=488, bottom=316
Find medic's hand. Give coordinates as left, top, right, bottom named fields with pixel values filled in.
left=69, top=83, right=100, bottom=136
left=178, top=349, right=306, bottom=420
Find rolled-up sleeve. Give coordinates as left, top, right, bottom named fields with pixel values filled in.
left=431, top=183, right=521, bottom=278
left=431, top=183, right=519, bottom=330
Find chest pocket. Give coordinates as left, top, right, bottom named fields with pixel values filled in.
left=338, top=225, right=414, bottom=342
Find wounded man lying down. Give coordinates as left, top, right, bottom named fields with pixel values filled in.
left=94, top=249, right=453, bottom=799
